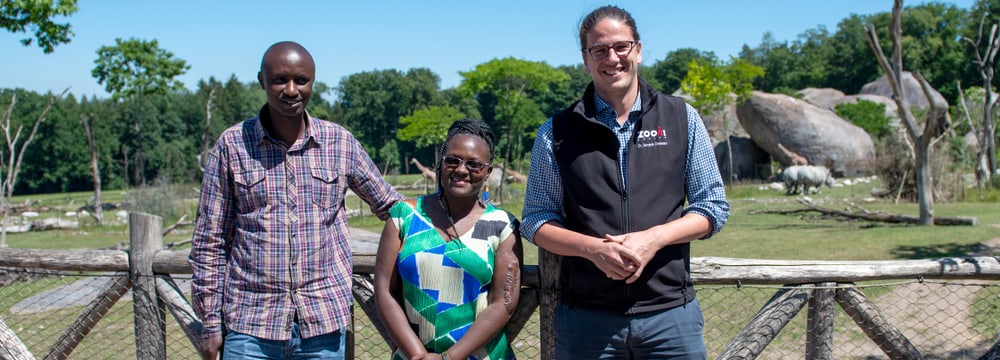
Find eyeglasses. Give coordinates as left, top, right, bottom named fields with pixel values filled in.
left=441, top=155, right=489, bottom=173
left=583, top=40, right=637, bottom=60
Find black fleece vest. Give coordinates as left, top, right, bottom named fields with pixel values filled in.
left=552, top=79, right=692, bottom=313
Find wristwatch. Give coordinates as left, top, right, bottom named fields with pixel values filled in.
left=440, top=351, right=450, bottom=360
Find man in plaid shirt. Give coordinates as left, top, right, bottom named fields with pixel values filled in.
left=189, top=41, right=402, bottom=359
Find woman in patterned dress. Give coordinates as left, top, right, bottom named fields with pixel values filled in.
left=374, top=119, right=523, bottom=360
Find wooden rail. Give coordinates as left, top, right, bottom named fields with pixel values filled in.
left=0, top=213, right=998, bottom=359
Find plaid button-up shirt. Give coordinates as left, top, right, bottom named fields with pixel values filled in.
left=190, top=105, right=402, bottom=341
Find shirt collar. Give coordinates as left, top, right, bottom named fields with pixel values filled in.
left=253, top=103, right=315, bottom=147
left=593, top=91, right=643, bottom=126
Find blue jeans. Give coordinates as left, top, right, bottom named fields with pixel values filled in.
left=555, top=298, right=707, bottom=359
left=222, top=322, right=346, bottom=359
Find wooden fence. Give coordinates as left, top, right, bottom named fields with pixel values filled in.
left=1, top=212, right=999, bottom=359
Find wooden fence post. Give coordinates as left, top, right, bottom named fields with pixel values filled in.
left=807, top=283, right=836, bottom=360
left=0, top=316, right=33, bottom=360
left=836, top=286, right=922, bottom=360
left=719, top=286, right=811, bottom=359
left=129, top=212, right=166, bottom=360
left=538, top=248, right=560, bottom=360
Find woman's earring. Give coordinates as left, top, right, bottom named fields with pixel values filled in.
left=480, top=184, right=490, bottom=206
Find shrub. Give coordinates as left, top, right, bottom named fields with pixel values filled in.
left=835, top=100, right=892, bottom=138
left=873, top=129, right=961, bottom=202
left=129, top=175, right=185, bottom=220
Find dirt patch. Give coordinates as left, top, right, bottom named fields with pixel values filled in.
left=828, top=237, right=1000, bottom=359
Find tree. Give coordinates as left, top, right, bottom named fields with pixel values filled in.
left=79, top=112, right=102, bottom=224
left=335, top=68, right=440, bottom=171
left=866, top=0, right=948, bottom=225
left=397, top=105, right=465, bottom=161
left=0, top=88, right=68, bottom=247
left=0, top=0, right=78, bottom=53
left=196, top=80, right=218, bottom=173
left=92, top=37, right=189, bottom=187
left=652, top=48, right=719, bottom=94
left=459, top=57, right=566, bottom=202
left=534, top=64, right=586, bottom=119
left=681, top=58, right=763, bottom=184
left=737, top=3, right=974, bottom=105
left=961, top=13, right=1000, bottom=187
left=459, top=57, right=568, bottom=168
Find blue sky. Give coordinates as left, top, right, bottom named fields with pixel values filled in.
left=1, top=0, right=976, bottom=99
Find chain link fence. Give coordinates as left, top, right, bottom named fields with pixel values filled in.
left=2, top=268, right=998, bottom=359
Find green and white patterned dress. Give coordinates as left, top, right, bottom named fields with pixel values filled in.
left=389, top=197, right=517, bottom=360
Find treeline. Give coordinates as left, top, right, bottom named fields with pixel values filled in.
left=4, top=1, right=1000, bottom=195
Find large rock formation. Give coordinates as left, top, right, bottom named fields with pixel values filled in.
left=859, top=71, right=947, bottom=111
left=859, top=71, right=951, bottom=136
left=737, top=91, right=875, bottom=177
left=799, top=87, right=898, bottom=121
left=798, top=88, right=846, bottom=109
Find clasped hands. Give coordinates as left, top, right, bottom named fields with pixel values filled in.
left=590, top=231, right=658, bottom=284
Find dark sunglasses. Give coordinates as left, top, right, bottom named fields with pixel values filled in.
left=441, top=155, right=489, bottom=173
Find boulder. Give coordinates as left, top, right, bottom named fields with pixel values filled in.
left=859, top=71, right=947, bottom=111
left=798, top=88, right=846, bottom=109
left=860, top=71, right=951, bottom=135
left=736, top=91, right=875, bottom=177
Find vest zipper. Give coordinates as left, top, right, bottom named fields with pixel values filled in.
left=621, top=156, right=632, bottom=314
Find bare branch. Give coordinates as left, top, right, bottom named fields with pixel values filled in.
left=10, top=88, right=69, bottom=196
left=986, top=24, right=1000, bottom=66
left=865, top=14, right=920, bottom=141
left=199, top=86, right=217, bottom=173
left=161, top=214, right=190, bottom=237
left=0, top=94, right=14, bottom=173
left=956, top=82, right=978, bottom=135
left=891, top=0, right=904, bottom=82
left=912, top=72, right=948, bottom=147
left=865, top=25, right=899, bottom=96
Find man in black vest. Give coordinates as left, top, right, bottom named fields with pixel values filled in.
left=521, top=5, right=730, bottom=359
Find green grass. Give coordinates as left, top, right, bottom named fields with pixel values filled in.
left=697, top=182, right=1000, bottom=261
left=972, top=286, right=1000, bottom=340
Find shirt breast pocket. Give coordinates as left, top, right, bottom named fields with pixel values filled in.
left=233, top=168, right=267, bottom=212
left=310, top=167, right=344, bottom=211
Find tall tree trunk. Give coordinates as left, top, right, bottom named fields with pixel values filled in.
left=865, top=0, right=937, bottom=225
left=135, top=93, right=146, bottom=187
left=987, top=122, right=997, bottom=178
left=80, top=114, right=104, bottom=225
left=122, top=144, right=130, bottom=193
left=725, top=113, right=735, bottom=184
left=500, top=121, right=512, bottom=204
left=964, top=19, right=999, bottom=187
left=914, top=138, right=934, bottom=225
left=981, top=86, right=994, bottom=186
left=199, top=87, right=217, bottom=173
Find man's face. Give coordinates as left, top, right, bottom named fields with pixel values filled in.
left=258, top=48, right=315, bottom=121
left=582, top=19, right=642, bottom=100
